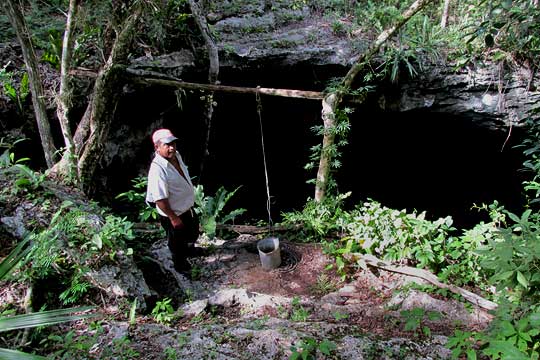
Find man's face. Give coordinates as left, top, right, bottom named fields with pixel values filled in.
left=156, top=140, right=177, bottom=159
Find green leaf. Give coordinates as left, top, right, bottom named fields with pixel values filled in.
left=0, top=348, right=46, bottom=359
left=0, top=237, right=31, bottom=279
left=501, top=0, right=512, bottom=10
left=336, top=257, right=345, bottom=271
left=500, top=320, right=517, bottom=337
left=483, top=340, right=527, bottom=360
left=91, top=234, right=103, bottom=249
left=507, top=212, right=521, bottom=224
left=492, top=50, right=506, bottom=61
left=491, top=7, right=504, bottom=16
left=529, top=312, right=540, bottom=327
left=0, top=306, right=97, bottom=332
left=466, top=349, right=477, bottom=360
left=516, top=271, right=528, bottom=288
left=319, top=340, right=336, bottom=355
left=289, top=352, right=300, bottom=360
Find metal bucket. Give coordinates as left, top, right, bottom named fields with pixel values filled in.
left=257, top=237, right=281, bottom=270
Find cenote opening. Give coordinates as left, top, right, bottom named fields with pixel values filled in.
left=106, top=81, right=527, bottom=231
left=338, top=108, right=527, bottom=229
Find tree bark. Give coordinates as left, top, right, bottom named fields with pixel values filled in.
left=315, top=93, right=338, bottom=201
left=51, top=0, right=79, bottom=181
left=314, top=0, right=437, bottom=202
left=187, top=0, right=219, bottom=182
left=3, top=0, right=57, bottom=168
left=77, top=6, right=142, bottom=192
left=441, top=0, right=451, bottom=28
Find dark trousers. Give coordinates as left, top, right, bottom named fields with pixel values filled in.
left=159, top=209, right=199, bottom=271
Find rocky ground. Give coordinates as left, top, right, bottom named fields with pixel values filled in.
left=0, top=227, right=493, bottom=359
left=56, top=233, right=491, bottom=360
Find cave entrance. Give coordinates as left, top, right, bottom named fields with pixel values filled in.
left=337, top=108, right=526, bottom=229
left=177, top=87, right=527, bottom=230
left=111, top=82, right=527, bottom=231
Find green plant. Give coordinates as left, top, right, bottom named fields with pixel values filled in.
left=95, top=214, right=135, bottom=252
left=289, top=337, right=337, bottom=360
left=116, top=176, right=158, bottom=222
left=0, top=138, right=29, bottom=169
left=482, top=305, right=540, bottom=359
left=333, top=311, right=349, bottom=321
left=41, top=29, right=62, bottom=70
left=331, top=20, right=346, bottom=36
left=0, top=64, right=29, bottom=113
left=151, top=297, right=175, bottom=325
left=477, top=208, right=540, bottom=304
left=59, top=269, right=91, bottom=305
left=43, top=323, right=103, bottom=359
left=0, top=139, right=45, bottom=193
left=101, top=336, right=139, bottom=359
left=400, top=307, right=442, bottom=337
left=310, top=273, right=338, bottom=296
left=128, top=298, right=138, bottom=326
left=0, top=238, right=97, bottom=359
left=322, top=199, right=455, bottom=279
left=193, top=185, right=246, bottom=239
left=282, top=192, right=350, bottom=242
left=12, top=163, right=46, bottom=193
left=290, top=297, right=310, bottom=322
left=304, top=105, right=353, bottom=187
left=164, top=346, right=178, bottom=360
left=247, top=315, right=269, bottom=330
left=446, top=329, right=479, bottom=360
left=437, top=218, right=497, bottom=287
left=176, top=331, right=190, bottom=348
left=466, top=1, right=540, bottom=69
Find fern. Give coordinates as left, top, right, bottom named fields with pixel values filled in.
left=194, top=185, right=246, bottom=239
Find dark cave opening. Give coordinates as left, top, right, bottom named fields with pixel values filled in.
left=337, top=107, right=527, bottom=229
left=107, top=76, right=528, bottom=231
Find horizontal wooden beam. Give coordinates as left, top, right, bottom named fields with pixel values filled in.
left=72, top=67, right=363, bottom=103
left=132, top=76, right=324, bottom=100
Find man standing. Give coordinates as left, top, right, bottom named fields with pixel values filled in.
left=146, top=128, right=199, bottom=273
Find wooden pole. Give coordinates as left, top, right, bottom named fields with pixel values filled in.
left=130, top=76, right=324, bottom=100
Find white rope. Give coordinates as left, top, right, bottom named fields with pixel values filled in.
left=256, top=88, right=273, bottom=227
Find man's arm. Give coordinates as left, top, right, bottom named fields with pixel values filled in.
left=156, top=198, right=184, bottom=229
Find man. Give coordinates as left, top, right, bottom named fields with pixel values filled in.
left=146, top=128, right=200, bottom=273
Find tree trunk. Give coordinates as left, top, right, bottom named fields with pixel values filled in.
left=314, top=0, right=437, bottom=202
left=187, top=0, right=219, bottom=182
left=77, top=7, right=141, bottom=192
left=51, top=0, right=78, bottom=181
left=441, top=0, right=451, bottom=28
left=3, top=0, right=57, bottom=168
left=315, top=93, right=338, bottom=201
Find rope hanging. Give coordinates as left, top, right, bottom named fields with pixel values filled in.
left=256, top=87, right=273, bottom=228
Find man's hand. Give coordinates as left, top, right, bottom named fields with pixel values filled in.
left=156, top=199, right=184, bottom=229
left=170, top=214, right=184, bottom=229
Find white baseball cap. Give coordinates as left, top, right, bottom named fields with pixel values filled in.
left=152, top=128, right=178, bottom=145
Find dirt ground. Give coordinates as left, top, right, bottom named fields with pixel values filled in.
left=183, top=234, right=492, bottom=339
left=220, top=240, right=341, bottom=297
